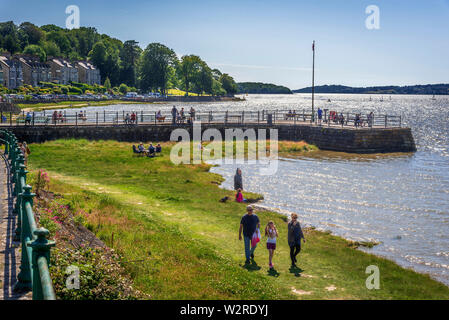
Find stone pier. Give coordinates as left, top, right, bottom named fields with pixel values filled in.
left=5, top=123, right=416, bottom=153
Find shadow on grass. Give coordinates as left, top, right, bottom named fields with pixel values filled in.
left=267, top=268, right=280, bottom=277
left=242, top=259, right=261, bottom=272
left=289, top=265, right=304, bottom=277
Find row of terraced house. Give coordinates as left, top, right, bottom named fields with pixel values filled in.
left=0, top=53, right=101, bottom=89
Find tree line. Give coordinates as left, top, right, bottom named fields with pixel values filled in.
left=237, top=82, right=292, bottom=94
left=0, top=21, right=238, bottom=96
left=293, top=84, right=449, bottom=95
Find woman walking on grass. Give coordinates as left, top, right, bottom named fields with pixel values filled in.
left=288, top=213, right=306, bottom=267
left=265, top=221, right=278, bottom=269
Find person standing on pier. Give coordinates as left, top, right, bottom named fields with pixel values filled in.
left=317, top=108, right=323, bottom=125
left=171, top=106, right=177, bottom=125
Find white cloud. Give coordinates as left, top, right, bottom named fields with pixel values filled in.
left=209, top=62, right=312, bottom=72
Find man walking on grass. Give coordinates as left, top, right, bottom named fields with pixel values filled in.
left=239, top=205, right=260, bottom=264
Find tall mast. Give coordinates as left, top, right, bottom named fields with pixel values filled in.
left=311, top=40, right=315, bottom=123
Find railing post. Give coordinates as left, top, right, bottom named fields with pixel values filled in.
left=13, top=154, right=25, bottom=197
left=14, top=163, right=27, bottom=241
left=11, top=146, right=20, bottom=181
left=96, top=112, right=98, bottom=126
left=4, top=131, right=9, bottom=155
left=14, top=185, right=35, bottom=292
left=385, top=115, right=387, bottom=128
left=28, top=228, right=56, bottom=300
left=399, top=115, right=402, bottom=128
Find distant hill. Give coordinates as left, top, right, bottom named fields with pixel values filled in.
left=237, top=82, right=292, bottom=94
left=293, top=84, right=449, bottom=95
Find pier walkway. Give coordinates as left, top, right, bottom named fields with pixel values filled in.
left=0, top=154, right=31, bottom=300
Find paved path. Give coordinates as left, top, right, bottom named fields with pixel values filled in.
left=0, top=153, right=31, bottom=300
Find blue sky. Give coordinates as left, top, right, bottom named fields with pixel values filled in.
left=1, top=0, right=448, bottom=89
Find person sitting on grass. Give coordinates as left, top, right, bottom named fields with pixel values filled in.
left=156, top=143, right=162, bottom=153
left=265, top=221, right=278, bottom=269
left=138, top=142, right=145, bottom=153
left=148, top=143, right=155, bottom=157
left=235, top=188, right=245, bottom=203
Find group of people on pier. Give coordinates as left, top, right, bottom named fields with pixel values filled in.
left=171, top=106, right=196, bottom=124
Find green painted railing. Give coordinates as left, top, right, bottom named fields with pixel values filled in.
left=0, top=129, right=56, bottom=300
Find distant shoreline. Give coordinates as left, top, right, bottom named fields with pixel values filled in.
left=15, top=96, right=244, bottom=111
left=293, top=84, right=449, bottom=95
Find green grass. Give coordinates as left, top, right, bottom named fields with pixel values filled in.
left=27, top=139, right=449, bottom=299
left=17, top=100, right=153, bottom=111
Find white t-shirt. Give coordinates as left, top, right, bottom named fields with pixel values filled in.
left=266, top=228, right=277, bottom=244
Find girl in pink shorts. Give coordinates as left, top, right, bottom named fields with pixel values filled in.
left=265, top=221, right=278, bottom=269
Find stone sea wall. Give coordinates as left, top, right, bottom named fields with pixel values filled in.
left=6, top=123, right=416, bottom=153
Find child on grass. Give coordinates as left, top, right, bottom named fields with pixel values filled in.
left=265, top=221, right=278, bottom=269
left=235, top=188, right=244, bottom=203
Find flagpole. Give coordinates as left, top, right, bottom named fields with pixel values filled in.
left=311, top=40, right=315, bottom=123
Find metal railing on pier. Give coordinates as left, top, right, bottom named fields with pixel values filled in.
left=0, top=109, right=402, bottom=129
left=0, top=129, right=56, bottom=300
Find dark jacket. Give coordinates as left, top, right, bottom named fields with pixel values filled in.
left=234, top=169, right=243, bottom=191
left=287, top=221, right=304, bottom=246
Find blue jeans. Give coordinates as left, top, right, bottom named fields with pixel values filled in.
left=244, top=236, right=257, bottom=261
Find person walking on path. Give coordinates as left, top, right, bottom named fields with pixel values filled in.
left=265, top=221, right=278, bottom=269
left=171, top=105, right=177, bottom=125
left=288, top=213, right=306, bottom=267
left=239, top=205, right=260, bottom=264
left=234, top=168, right=243, bottom=191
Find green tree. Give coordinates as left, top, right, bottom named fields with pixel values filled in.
left=104, top=77, right=111, bottom=90
left=212, top=79, right=226, bottom=96
left=120, top=40, right=141, bottom=87
left=178, top=55, right=202, bottom=96
left=220, top=73, right=238, bottom=95
left=89, top=41, right=107, bottom=70
left=211, top=68, right=222, bottom=81
left=47, top=31, right=71, bottom=55
left=19, top=22, right=44, bottom=45
left=41, top=41, right=61, bottom=58
left=23, top=44, right=46, bottom=61
left=193, top=61, right=213, bottom=95
left=119, top=83, right=129, bottom=95
left=139, top=43, right=178, bottom=94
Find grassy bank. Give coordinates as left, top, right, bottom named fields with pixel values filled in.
left=27, top=139, right=449, bottom=299
left=17, top=100, right=153, bottom=111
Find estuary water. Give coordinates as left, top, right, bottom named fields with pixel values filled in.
left=67, top=94, right=449, bottom=285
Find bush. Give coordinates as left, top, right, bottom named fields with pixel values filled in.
left=119, top=83, right=129, bottom=95
left=50, top=246, right=143, bottom=300
left=68, top=86, right=83, bottom=94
